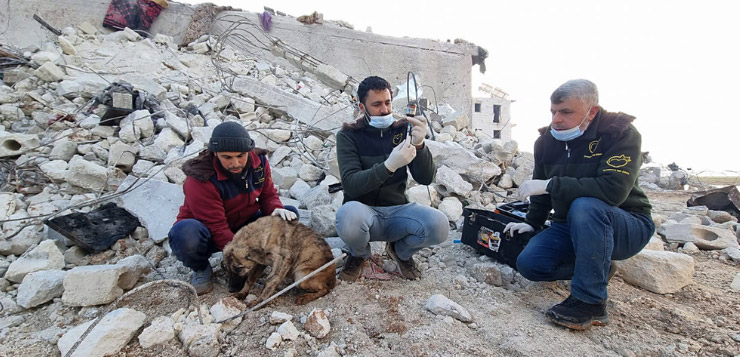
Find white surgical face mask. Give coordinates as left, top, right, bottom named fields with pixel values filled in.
left=366, top=112, right=395, bottom=128
left=550, top=107, right=592, bottom=141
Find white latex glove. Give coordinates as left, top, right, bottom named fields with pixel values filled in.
left=384, top=135, right=416, bottom=173
left=407, top=117, right=428, bottom=146
left=517, top=179, right=551, bottom=201
left=271, top=208, right=297, bottom=221
left=503, top=222, right=534, bottom=235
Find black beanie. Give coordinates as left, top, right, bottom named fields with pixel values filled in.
left=208, top=121, right=255, bottom=153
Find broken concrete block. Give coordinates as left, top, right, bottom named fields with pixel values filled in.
left=304, top=309, right=331, bottom=339
left=272, top=167, right=298, bottom=190
left=0, top=86, right=19, bottom=104
left=269, top=146, right=292, bottom=166
left=315, top=63, right=349, bottom=90
left=34, top=62, right=66, bottom=82
left=62, top=264, right=127, bottom=306
left=0, top=133, right=39, bottom=157
left=115, top=175, right=184, bottom=243
left=300, top=185, right=333, bottom=210
left=58, top=308, right=146, bottom=357
left=265, top=332, right=282, bottom=350
left=49, top=139, right=78, bottom=161
left=116, top=255, right=151, bottom=290
left=17, top=269, right=66, bottom=309
left=643, top=236, right=665, bottom=251
left=270, top=311, right=293, bottom=325
left=139, top=316, right=175, bottom=349
left=0, top=193, right=17, bottom=220
left=209, top=296, right=246, bottom=332
left=278, top=321, right=300, bottom=341
left=662, top=224, right=738, bottom=250
left=128, top=76, right=166, bottom=100
left=436, top=166, right=473, bottom=198
left=154, top=128, right=185, bottom=153
left=615, top=250, right=694, bottom=294
left=425, top=294, right=472, bottom=322
left=5, top=240, right=65, bottom=283
left=45, top=202, right=140, bottom=253
left=310, top=204, right=337, bottom=237
left=298, top=164, right=323, bottom=182
left=407, top=185, right=438, bottom=207
left=262, top=129, right=292, bottom=143
left=112, top=92, right=134, bottom=109
left=66, top=156, right=108, bottom=191
left=0, top=224, right=43, bottom=256
left=165, top=111, right=190, bottom=141
left=289, top=179, right=311, bottom=200
left=78, top=22, right=98, bottom=35
left=438, top=197, right=463, bottom=222
left=108, top=141, right=137, bottom=172
left=120, top=110, right=155, bottom=142
left=58, top=36, right=77, bottom=55
left=177, top=323, right=221, bottom=353
left=232, top=97, right=255, bottom=113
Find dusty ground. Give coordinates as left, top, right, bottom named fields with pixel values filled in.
left=1, top=189, right=739, bottom=357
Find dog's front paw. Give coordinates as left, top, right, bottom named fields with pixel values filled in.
left=232, top=292, right=247, bottom=300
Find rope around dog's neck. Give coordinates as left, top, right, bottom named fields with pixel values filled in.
left=216, top=253, right=346, bottom=324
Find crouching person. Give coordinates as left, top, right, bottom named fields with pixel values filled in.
left=168, top=121, right=298, bottom=294
left=508, top=79, right=654, bottom=330
left=335, top=76, right=449, bottom=282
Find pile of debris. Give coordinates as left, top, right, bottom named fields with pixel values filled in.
left=0, top=20, right=738, bottom=356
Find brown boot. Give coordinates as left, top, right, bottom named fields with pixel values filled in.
left=339, top=255, right=367, bottom=282
left=385, top=242, right=421, bottom=280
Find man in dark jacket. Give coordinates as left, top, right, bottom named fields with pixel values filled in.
left=335, top=76, right=449, bottom=282
left=506, top=79, right=654, bottom=330
left=168, top=121, right=298, bottom=294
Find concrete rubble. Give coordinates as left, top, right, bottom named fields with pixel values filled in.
left=0, top=4, right=737, bottom=357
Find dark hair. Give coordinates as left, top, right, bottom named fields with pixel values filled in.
left=357, top=76, right=392, bottom=105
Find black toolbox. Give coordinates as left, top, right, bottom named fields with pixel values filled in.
left=461, top=202, right=544, bottom=269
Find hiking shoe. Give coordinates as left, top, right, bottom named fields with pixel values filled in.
left=227, top=274, right=247, bottom=293
left=191, top=265, right=213, bottom=295
left=385, top=242, right=421, bottom=280
left=339, top=255, right=367, bottom=282
left=608, top=264, right=618, bottom=281
left=545, top=295, right=609, bottom=330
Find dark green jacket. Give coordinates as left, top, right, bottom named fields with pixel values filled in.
left=525, top=108, right=652, bottom=229
left=336, top=117, right=435, bottom=206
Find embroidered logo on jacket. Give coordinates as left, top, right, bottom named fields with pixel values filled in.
left=392, top=132, right=404, bottom=145
left=584, top=139, right=602, bottom=158
left=253, top=166, right=265, bottom=186
left=606, top=154, right=631, bottom=168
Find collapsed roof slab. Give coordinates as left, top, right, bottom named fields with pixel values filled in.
left=210, top=11, right=482, bottom=117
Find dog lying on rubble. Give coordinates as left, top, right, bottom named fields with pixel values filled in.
left=221, top=215, right=337, bottom=307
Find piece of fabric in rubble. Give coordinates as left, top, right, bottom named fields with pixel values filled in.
left=90, top=81, right=164, bottom=120
left=103, top=0, right=169, bottom=36
left=259, top=11, right=272, bottom=32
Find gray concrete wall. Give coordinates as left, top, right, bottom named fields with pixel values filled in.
left=1, top=0, right=194, bottom=48
left=211, top=11, right=478, bottom=116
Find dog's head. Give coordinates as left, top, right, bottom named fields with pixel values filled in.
left=222, top=245, right=259, bottom=277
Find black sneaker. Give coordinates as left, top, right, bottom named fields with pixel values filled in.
left=545, top=295, right=609, bottom=330
left=385, top=242, right=421, bottom=280
left=227, top=274, right=247, bottom=293
left=339, top=255, right=367, bottom=282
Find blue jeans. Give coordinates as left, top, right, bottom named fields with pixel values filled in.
left=168, top=206, right=299, bottom=271
left=335, top=201, right=449, bottom=260
left=516, top=197, right=654, bottom=304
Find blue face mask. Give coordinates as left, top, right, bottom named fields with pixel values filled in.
left=550, top=107, right=591, bottom=141
left=367, top=112, right=395, bottom=129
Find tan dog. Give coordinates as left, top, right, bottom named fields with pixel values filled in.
left=222, top=216, right=336, bottom=307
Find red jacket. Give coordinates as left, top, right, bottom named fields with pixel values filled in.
left=175, top=149, right=283, bottom=249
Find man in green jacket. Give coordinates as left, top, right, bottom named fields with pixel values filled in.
left=335, top=76, right=449, bottom=282
left=505, top=79, right=654, bottom=330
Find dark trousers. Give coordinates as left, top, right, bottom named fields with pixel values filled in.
left=516, top=197, right=654, bottom=304
left=168, top=206, right=299, bottom=271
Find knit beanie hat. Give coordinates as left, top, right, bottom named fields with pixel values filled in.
left=208, top=121, right=255, bottom=153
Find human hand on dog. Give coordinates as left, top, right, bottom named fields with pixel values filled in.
left=272, top=208, right=297, bottom=221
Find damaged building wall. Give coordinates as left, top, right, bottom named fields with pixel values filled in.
left=210, top=11, right=480, bottom=117
left=1, top=0, right=193, bottom=47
